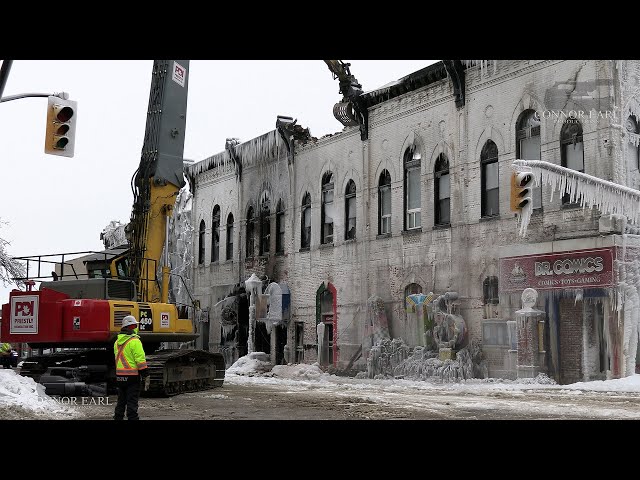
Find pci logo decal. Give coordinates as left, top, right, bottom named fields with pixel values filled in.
left=10, top=295, right=39, bottom=334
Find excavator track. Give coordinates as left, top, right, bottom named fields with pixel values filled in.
left=143, top=349, right=225, bottom=397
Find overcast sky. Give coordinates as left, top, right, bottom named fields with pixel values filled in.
left=0, top=60, right=436, bottom=302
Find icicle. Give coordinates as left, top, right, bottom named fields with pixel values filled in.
left=513, top=160, right=640, bottom=236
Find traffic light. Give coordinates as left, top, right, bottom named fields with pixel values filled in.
left=44, top=95, right=77, bottom=157
left=510, top=171, right=534, bottom=212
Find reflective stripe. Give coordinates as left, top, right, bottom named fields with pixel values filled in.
left=116, top=369, right=139, bottom=375
left=137, top=362, right=148, bottom=369
left=115, top=337, right=134, bottom=371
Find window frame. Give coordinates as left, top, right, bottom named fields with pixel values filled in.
left=560, top=119, right=584, bottom=206
left=378, top=170, right=391, bottom=235
left=404, top=148, right=422, bottom=231
left=226, top=213, right=234, bottom=261
left=198, top=219, right=206, bottom=265
left=246, top=206, right=255, bottom=259
left=481, top=140, right=500, bottom=218
left=301, top=192, right=311, bottom=250
left=434, top=153, right=450, bottom=226
left=259, top=193, right=271, bottom=256
left=211, top=205, right=220, bottom=263
left=276, top=199, right=285, bottom=254
left=321, top=172, right=335, bottom=245
left=345, top=179, right=356, bottom=240
left=516, top=110, right=543, bottom=210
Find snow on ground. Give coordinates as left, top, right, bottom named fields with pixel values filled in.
left=0, top=369, right=81, bottom=420
left=226, top=354, right=640, bottom=396
left=6, top=352, right=640, bottom=419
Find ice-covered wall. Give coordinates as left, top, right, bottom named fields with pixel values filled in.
left=167, top=182, right=195, bottom=307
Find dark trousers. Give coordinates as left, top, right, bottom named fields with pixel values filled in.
left=114, top=376, right=141, bottom=420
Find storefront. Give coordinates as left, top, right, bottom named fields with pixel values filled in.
left=498, top=236, right=635, bottom=384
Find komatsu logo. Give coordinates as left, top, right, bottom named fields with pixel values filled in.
left=10, top=295, right=39, bottom=334
left=535, top=257, right=604, bottom=276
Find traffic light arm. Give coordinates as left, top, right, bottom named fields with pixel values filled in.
left=0, top=91, right=68, bottom=103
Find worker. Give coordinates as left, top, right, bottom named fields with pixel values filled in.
left=113, top=315, right=149, bottom=421
left=0, top=342, right=13, bottom=369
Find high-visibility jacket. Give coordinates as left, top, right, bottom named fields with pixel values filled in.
left=114, top=333, right=148, bottom=376
left=0, top=343, right=11, bottom=355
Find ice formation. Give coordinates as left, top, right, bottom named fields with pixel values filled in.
left=167, top=182, right=195, bottom=307
left=513, top=160, right=640, bottom=237
left=100, top=220, right=127, bottom=248
left=366, top=337, right=487, bottom=382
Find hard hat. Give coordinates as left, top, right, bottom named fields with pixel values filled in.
left=122, top=315, right=139, bottom=328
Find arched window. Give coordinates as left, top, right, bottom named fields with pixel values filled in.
left=626, top=115, right=640, bottom=170
left=516, top=110, right=542, bottom=209
left=378, top=170, right=391, bottom=235
left=259, top=192, right=270, bottom=255
left=560, top=119, right=584, bottom=205
left=483, top=276, right=499, bottom=305
left=226, top=213, right=234, bottom=261
left=211, top=205, right=220, bottom=262
left=434, top=154, right=450, bottom=225
left=481, top=140, right=499, bottom=217
left=276, top=199, right=285, bottom=254
left=246, top=206, right=255, bottom=258
left=345, top=180, right=356, bottom=240
left=321, top=172, right=334, bottom=244
left=301, top=192, right=311, bottom=249
left=404, top=147, right=421, bottom=230
left=198, top=219, right=206, bottom=265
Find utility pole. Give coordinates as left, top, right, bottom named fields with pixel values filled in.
left=0, top=60, right=13, bottom=99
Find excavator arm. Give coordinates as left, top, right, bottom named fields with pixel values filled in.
left=113, top=60, right=190, bottom=304
left=323, top=60, right=369, bottom=140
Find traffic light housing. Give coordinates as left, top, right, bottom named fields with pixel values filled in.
left=510, top=171, right=534, bottom=212
left=44, top=95, right=77, bottom=157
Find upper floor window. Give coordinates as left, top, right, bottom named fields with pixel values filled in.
left=226, top=213, right=234, bottom=261
left=516, top=110, right=542, bottom=209
left=434, top=153, right=450, bottom=225
left=246, top=206, right=255, bottom=258
left=301, top=192, right=311, bottom=249
left=259, top=192, right=271, bottom=255
left=276, top=199, right=285, bottom=254
left=626, top=115, right=640, bottom=170
left=321, top=172, right=334, bottom=244
left=481, top=140, right=499, bottom=217
left=404, top=147, right=421, bottom=230
left=379, top=170, right=391, bottom=235
left=211, top=205, right=220, bottom=263
left=198, top=219, right=206, bottom=265
left=345, top=180, right=356, bottom=240
left=560, top=119, right=584, bottom=205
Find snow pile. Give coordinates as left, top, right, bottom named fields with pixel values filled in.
left=506, top=373, right=556, bottom=385
left=0, top=370, right=80, bottom=420
left=271, top=362, right=327, bottom=380
left=227, top=352, right=274, bottom=376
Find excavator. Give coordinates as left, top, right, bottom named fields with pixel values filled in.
left=0, top=60, right=225, bottom=397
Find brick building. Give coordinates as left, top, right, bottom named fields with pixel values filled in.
left=184, top=60, right=640, bottom=384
